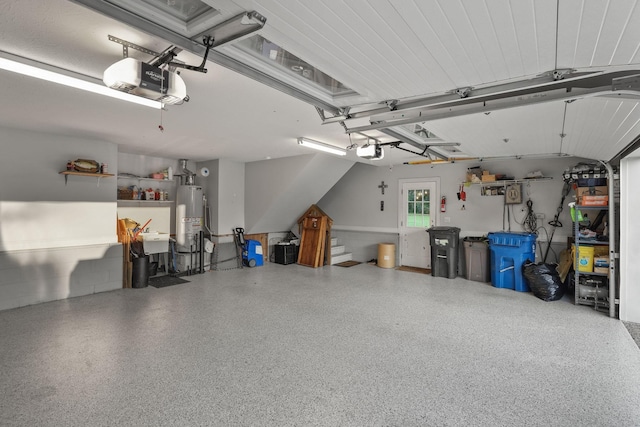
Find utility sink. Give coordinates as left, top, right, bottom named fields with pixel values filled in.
left=139, top=232, right=169, bottom=254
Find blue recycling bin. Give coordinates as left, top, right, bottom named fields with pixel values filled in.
left=487, top=232, right=536, bottom=292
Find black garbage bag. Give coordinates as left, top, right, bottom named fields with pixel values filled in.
left=522, top=261, right=566, bottom=301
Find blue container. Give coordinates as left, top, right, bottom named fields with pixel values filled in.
left=243, top=239, right=264, bottom=267
left=487, top=232, right=536, bottom=292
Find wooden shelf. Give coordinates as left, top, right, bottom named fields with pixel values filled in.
left=60, top=170, right=114, bottom=178
left=59, top=170, right=114, bottom=186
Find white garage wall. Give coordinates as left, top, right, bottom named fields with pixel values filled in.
left=0, top=126, right=121, bottom=310
left=319, top=156, right=586, bottom=264
left=0, top=127, right=118, bottom=250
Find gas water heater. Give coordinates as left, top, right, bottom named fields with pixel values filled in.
left=176, top=185, right=203, bottom=252
left=175, top=160, right=203, bottom=253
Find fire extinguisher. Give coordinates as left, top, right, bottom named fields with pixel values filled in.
left=440, top=196, right=446, bottom=213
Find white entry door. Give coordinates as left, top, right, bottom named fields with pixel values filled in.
left=399, top=180, right=438, bottom=268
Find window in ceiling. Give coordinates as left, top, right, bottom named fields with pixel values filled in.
left=413, top=124, right=439, bottom=139
left=140, top=0, right=212, bottom=22
left=105, top=0, right=221, bottom=36
left=233, top=34, right=355, bottom=97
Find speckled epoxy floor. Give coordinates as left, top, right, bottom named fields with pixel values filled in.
left=1, top=263, right=639, bottom=426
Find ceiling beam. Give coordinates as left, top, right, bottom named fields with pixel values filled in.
left=321, top=71, right=593, bottom=125
left=339, top=70, right=640, bottom=133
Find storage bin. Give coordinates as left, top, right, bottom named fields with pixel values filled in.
left=572, top=244, right=594, bottom=272
left=488, top=232, right=536, bottom=292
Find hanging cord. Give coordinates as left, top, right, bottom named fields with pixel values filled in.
left=554, top=0, right=560, bottom=71
left=543, top=181, right=571, bottom=262
left=503, top=200, right=511, bottom=231
left=158, top=65, right=166, bottom=132
left=522, top=199, right=538, bottom=233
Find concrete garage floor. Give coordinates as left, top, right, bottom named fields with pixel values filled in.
left=1, top=263, right=639, bottom=426
left=625, top=321, right=640, bottom=349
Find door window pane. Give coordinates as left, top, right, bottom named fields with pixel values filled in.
left=407, top=201, right=415, bottom=226
left=406, top=187, right=435, bottom=228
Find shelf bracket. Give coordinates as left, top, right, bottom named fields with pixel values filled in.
left=60, top=171, right=113, bottom=186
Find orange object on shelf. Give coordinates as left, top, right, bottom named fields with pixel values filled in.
left=581, top=195, right=608, bottom=206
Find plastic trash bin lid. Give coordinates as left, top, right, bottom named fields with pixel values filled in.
left=463, top=236, right=487, bottom=242
left=426, top=226, right=461, bottom=233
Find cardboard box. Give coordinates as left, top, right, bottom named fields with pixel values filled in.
left=481, top=174, right=496, bottom=182
left=467, top=167, right=482, bottom=182
left=593, top=255, right=609, bottom=274
left=593, top=246, right=609, bottom=258
left=594, top=256, right=609, bottom=267
left=580, top=195, right=608, bottom=206
left=576, top=185, right=608, bottom=200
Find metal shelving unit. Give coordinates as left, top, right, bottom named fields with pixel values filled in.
left=568, top=162, right=618, bottom=318
left=573, top=207, right=611, bottom=312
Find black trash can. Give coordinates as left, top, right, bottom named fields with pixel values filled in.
left=132, top=255, right=149, bottom=288
left=427, top=226, right=461, bottom=278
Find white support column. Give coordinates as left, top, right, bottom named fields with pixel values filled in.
left=620, top=158, right=640, bottom=322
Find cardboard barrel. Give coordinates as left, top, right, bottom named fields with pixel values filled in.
left=378, top=243, right=396, bottom=268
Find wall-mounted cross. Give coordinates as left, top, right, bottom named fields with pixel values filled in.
left=378, top=181, right=388, bottom=195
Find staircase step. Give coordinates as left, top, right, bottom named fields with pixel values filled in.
left=331, top=252, right=353, bottom=265
left=331, top=245, right=345, bottom=255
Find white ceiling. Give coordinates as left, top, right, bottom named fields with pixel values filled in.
left=1, top=0, right=640, bottom=165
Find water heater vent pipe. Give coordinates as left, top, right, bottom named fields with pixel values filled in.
left=179, top=158, right=195, bottom=185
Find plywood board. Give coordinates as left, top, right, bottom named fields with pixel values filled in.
left=298, top=216, right=327, bottom=267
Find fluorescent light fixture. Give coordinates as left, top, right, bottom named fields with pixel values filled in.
left=297, top=137, right=346, bottom=156
left=0, top=53, right=162, bottom=109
